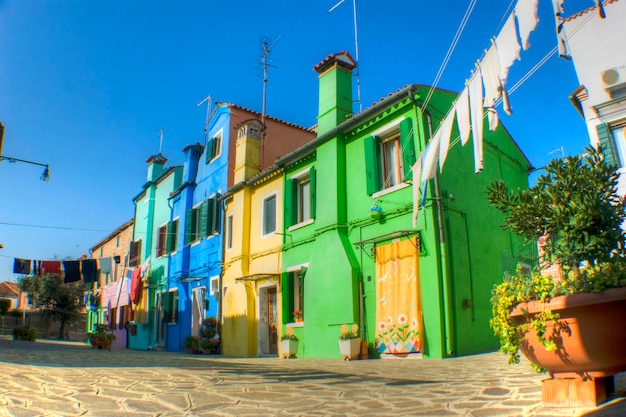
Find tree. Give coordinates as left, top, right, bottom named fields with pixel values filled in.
left=19, top=274, right=87, bottom=339
left=487, top=145, right=626, bottom=275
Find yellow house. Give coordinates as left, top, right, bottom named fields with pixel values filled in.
left=220, top=120, right=284, bottom=357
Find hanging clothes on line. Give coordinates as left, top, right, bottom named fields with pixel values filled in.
left=495, top=12, right=521, bottom=115
left=42, top=260, right=61, bottom=275
left=455, top=86, right=471, bottom=146
left=552, top=0, right=571, bottom=59
left=515, top=0, right=539, bottom=51
left=469, top=68, right=485, bottom=173
left=480, top=43, right=502, bottom=132
left=13, top=258, right=31, bottom=275
left=63, top=260, right=81, bottom=283
left=412, top=156, right=423, bottom=228
left=81, top=259, right=98, bottom=284
left=438, top=109, right=456, bottom=172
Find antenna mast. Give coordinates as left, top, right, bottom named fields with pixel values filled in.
left=259, top=36, right=280, bottom=128
left=158, top=128, right=165, bottom=154
left=329, top=0, right=362, bottom=112
left=197, top=94, right=212, bottom=133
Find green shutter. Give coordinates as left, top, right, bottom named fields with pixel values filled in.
left=400, top=117, right=416, bottom=180
left=205, top=138, right=214, bottom=163
left=282, top=272, right=293, bottom=323
left=284, top=178, right=295, bottom=228
left=364, top=135, right=381, bottom=195
left=198, top=201, right=209, bottom=237
left=309, top=167, right=316, bottom=220
left=207, top=198, right=217, bottom=235
left=597, top=123, right=619, bottom=167
left=166, top=220, right=177, bottom=253
left=185, top=209, right=194, bottom=244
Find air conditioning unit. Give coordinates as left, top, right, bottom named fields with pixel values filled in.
left=601, top=66, right=626, bottom=88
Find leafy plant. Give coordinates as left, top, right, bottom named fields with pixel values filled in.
left=87, top=324, right=116, bottom=348
left=13, top=325, right=37, bottom=341
left=183, top=335, right=201, bottom=352
left=339, top=323, right=360, bottom=340
left=487, top=146, right=626, bottom=371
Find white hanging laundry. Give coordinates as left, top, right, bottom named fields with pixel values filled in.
left=480, top=44, right=501, bottom=131
left=552, top=0, right=571, bottom=59
left=468, top=68, right=484, bottom=173
left=412, top=156, right=423, bottom=227
left=455, top=86, right=471, bottom=146
left=514, top=0, right=539, bottom=51
left=422, top=133, right=441, bottom=183
left=438, top=109, right=456, bottom=172
left=495, top=12, right=521, bottom=87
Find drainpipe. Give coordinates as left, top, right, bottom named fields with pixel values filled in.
left=424, top=111, right=455, bottom=357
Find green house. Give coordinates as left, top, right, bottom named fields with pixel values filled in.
left=277, top=51, right=532, bottom=359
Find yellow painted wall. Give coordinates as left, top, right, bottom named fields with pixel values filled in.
left=222, top=171, right=284, bottom=357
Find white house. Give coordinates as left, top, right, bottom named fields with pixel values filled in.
left=565, top=0, right=626, bottom=195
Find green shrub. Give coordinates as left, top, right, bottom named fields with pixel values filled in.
left=13, top=326, right=37, bottom=341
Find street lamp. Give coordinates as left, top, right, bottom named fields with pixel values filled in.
left=0, top=121, right=50, bottom=181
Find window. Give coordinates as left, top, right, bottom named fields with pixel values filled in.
left=115, top=236, right=119, bottom=247
left=226, top=214, right=233, bottom=250
left=129, top=239, right=142, bottom=267
left=99, top=248, right=103, bottom=257
left=156, top=224, right=168, bottom=257
left=364, top=118, right=416, bottom=195
left=210, top=276, right=220, bottom=300
left=262, top=194, right=277, bottom=236
left=167, top=290, right=179, bottom=324
left=206, top=131, right=222, bottom=164
left=185, top=198, right=219, bottom=244
left=285, top=168, right=316, bottom=228
left=284, top=267, right=306, bottom=323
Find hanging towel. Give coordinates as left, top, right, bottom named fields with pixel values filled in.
left=422, top=133, right=441, bottom=184
left=32, top=260, right=42, bottom=276
left=81, top=259, right=98, bottom=283
left=130, top=268, right=142, bottom=304
left=469, top=68, right=485, bottom=173
left=13, top=258, right=31, bottom=274
left=480, top=44, right=500, bottom=131
left=438, top=109, right=456, bottom=172
left=63, top=261, right=81, bottom=283
left=552, top=0, right=571, bottom=60
left=99, top=257, right=113, bottom=275
left=515, top=0, right=539, bottom=50
left=495, top=12, right=521, bottom=104
left=140, top=258, right=151, bottom=278
left=42, top=260, right=62, bottom=275
left=455, top=86, right=471, bottom=146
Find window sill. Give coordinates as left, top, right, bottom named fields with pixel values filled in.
left=288, top=219, right=314, bottom=231
left=372, top=182, right=410, bottom=199
left=286, top=322, right=304, bottom=328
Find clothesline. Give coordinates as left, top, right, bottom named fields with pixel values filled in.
left=411, top=0, right=608, bottom=227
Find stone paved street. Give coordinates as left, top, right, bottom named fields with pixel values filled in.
left=0, top=338, right=625, bottom=416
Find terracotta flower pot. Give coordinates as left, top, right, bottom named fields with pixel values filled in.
left=510, top=286, right=626, bottom=379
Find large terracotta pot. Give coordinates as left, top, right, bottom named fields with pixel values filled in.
left=510, top=287, right=626, bottom=378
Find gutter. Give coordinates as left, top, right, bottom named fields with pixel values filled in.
left=275, top=84, right=421, bottom=167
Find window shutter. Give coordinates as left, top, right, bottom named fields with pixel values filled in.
left=166, top=220, right=176, bottom=253
left=596, top=123, right=619, bottom=167
left=282, top=272, right=293, bottom=323
left=284, top=178, right=295, bottom=228
left=212, top=136, right=219, bottom=159
left=364, top=135, right=381, bottom=195
left=185, top=208, right=194, bottom=244
left=400, top=118, right=416, bottom=180
left=198, top=201, right=209, bottom=237
left=207, top=198, right=218, bottom=235
left=129, top=240, right=142, bottom=267
left=309, top=168, right=316, bottom=219
left=205, top=138, right=214, bottom=163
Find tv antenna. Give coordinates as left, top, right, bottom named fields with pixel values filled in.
left=158, top=128, right=165, bottom=154
left=257, top=36, right=281, bottom=128
left=328, top=0, right=362, bottom=112
left=549, top=146, right=565, bottom=158
left=197, top=94, right=212, bottom=133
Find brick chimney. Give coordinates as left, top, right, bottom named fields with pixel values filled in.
left=146, top=154, right=167, bottom=182
left=234, top=119, right=263, bottom=183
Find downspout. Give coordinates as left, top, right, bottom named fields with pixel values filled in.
left=425, top=111, right=455, bottom=357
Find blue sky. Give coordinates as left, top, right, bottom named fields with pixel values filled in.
left=0, top=0, right=595, bottom=281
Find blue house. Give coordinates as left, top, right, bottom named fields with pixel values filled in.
left=166, top=103, right=315, bottom=352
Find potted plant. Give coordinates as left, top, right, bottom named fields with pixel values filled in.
left=292, top=310, right=303, bottom=322
left=183, top=335, right=201, bottom=354
left=200, top=337, right=214, bottom=354
left=86, top=324, right=116, bottom=350
left=487, top=146, right=626, bottom=407
left=339, top=323, right=361, bottom=361
left=281, top=328, right=299, bottom=358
